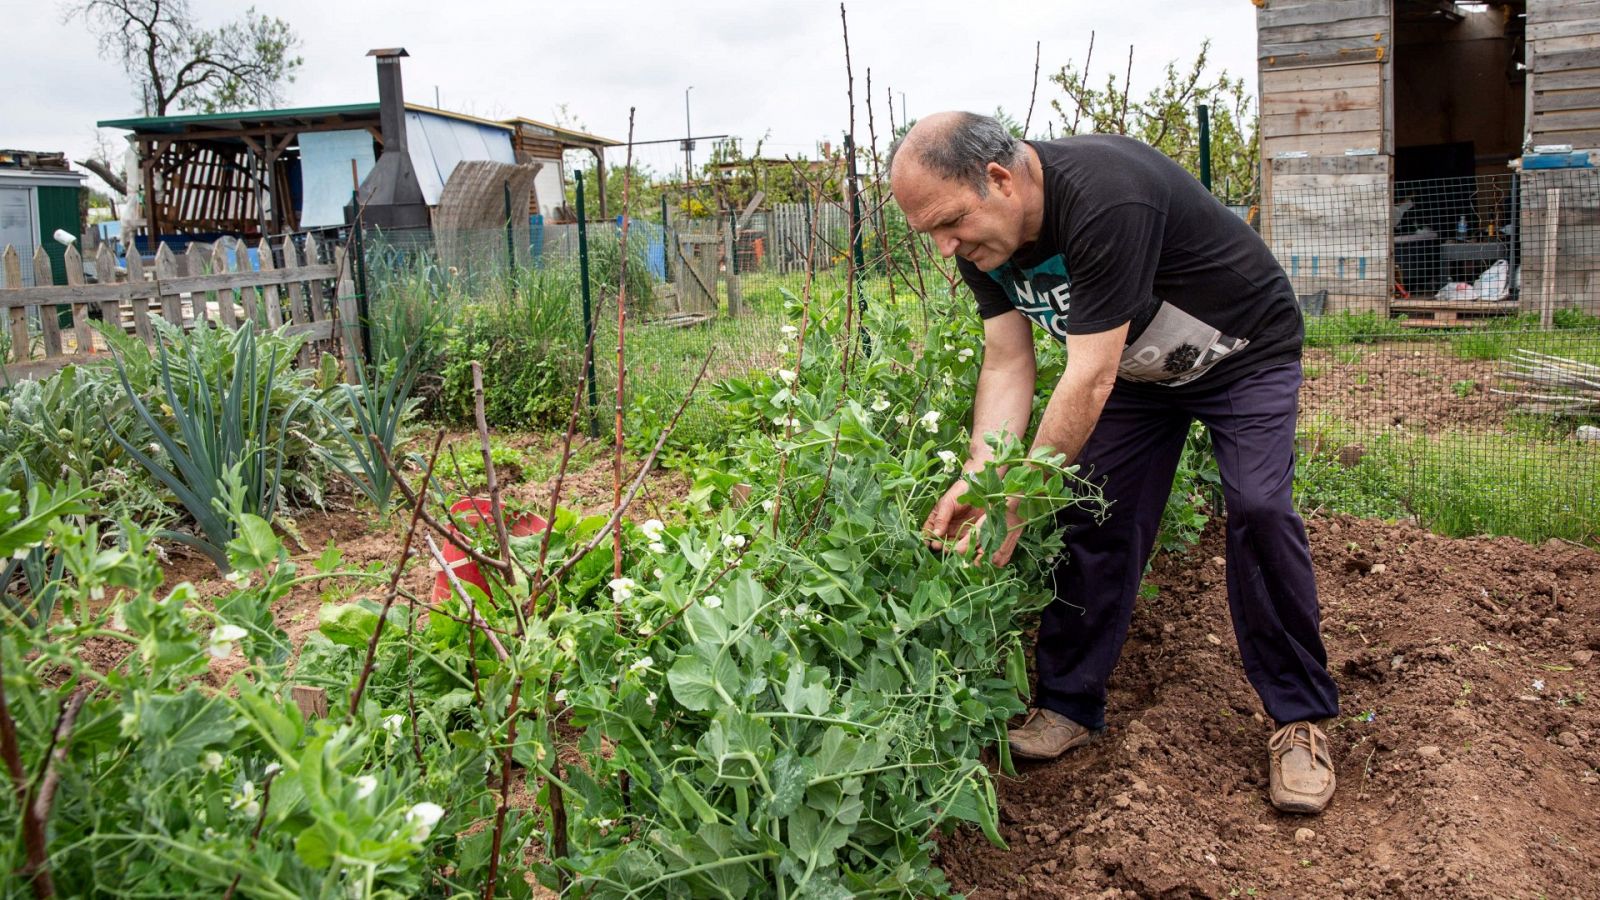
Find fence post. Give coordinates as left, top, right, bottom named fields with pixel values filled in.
left=1197, top=103, right=1212, bottom=193
left=350, top=191, right=373, bottom=370
left=576, top=171, right=599, bottom=437
left=504, top=180, right=517, bottom=297
left=844, top=133, right=870, bottom=356
left=661, top=193, right=672, bottom=282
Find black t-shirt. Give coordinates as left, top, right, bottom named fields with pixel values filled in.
left=960, top=134, right=1302, bottom=394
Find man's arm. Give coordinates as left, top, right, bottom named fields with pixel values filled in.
left=1029, top=323, right=1128, bottom=465
left=967, top=310, right=1037, bottom=469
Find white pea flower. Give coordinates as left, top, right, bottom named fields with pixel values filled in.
left=263, top=763, right=282, bottom=778
left=208, top=624, right=248, bottom=659
left=231, top=781, right=258, bottom=816
left=646, top=691, right=658, bottom=708
left=609, top=577, right=637, bottom=603
left=702, top=594, right=722, bottom=609
left=640, top=519, right=665, bottom=541
left=957, top=347, right=975, bottom=362
left=895, top=412, right=912, bottom=426
left=382, top=714, right=405, bottom=736
left=761, top=499, right=775, bottom=513
left=937, top=449, right=961, bottom=472
left=224, top=571, right=244, bottom=584
left=354, top=775, right=377, bottom=800
left=777, top=369, right=797, bottom=385
left=89, top=585, right=106, bottom=601
left=110, top=604, right=127, bottom=632
left=871, top=395, right=890, bottom=412
left=596, top=818, right=616, bottom=829
left=794, top=603, right=810, bottom=617
left=629, top=655, right=654, bottom=673
left=779, top=342, right=794, bottom=354
left=780, top=324, right=798, bottom=337
left=920, top=410, right=941, bottom=433
left=772, top=414, right=801, bottom=428
left=943, top=342, right=955, bottom=351
left=553, top=688, right=569, bottom=704
left=648, top=541, right=667, bottom=554
left=405, top=802, right=445, bottom=841
left=652, top=568, right=665, bottom=581
left=941, top=372, right=955, bottom=388
left=722, top=534, right=746, bottom=550
left=199, top=751, right=224, bottom=773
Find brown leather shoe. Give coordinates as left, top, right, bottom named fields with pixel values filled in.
left=1007, top=708, right=1100, bottom=760
left=1269, top=721, right=1336, bottom=814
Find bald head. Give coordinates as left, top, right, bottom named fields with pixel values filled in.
left=888, top=111, right=1026, bottom=196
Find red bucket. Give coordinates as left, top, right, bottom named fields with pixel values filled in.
left=431, top=498, right=546, bottom=603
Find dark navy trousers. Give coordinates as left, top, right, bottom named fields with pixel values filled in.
left=1036, top=361, right=1340, bottom=729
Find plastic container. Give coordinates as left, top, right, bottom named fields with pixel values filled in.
left=431, top=498, right=546, bottom=603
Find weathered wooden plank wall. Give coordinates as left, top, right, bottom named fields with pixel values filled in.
left=1258, top=0, right=1394, bottom=314
left=1529, top=0, right=1600, bottom=148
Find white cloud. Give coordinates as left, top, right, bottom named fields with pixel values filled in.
left=10, top=1, right=1258, bottom=193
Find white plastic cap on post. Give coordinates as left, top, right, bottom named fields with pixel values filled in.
left=53, top=229, right=76, bottom=246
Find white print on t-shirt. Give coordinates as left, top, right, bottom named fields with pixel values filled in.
left=1117, top=302, right=1249, bottom=387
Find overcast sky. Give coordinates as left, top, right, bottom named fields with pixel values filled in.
left=7, top=0, right=1260, bottom=191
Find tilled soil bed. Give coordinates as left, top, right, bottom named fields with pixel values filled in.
left=1299, top=346, right=1516, bottom=433
left=939, top=514, right=1600, bottom=899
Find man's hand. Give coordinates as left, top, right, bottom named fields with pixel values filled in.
left=925, top=480, right=1026, bottom=566
left=923, top=478, right=983, bottom=552
left=951, top=496, right=1025, bottom=566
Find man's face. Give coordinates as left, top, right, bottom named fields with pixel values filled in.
left=892, top=158, right=1023, bottom=272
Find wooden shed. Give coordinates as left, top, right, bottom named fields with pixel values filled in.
left=1256, top=0, right=1600, bottom=319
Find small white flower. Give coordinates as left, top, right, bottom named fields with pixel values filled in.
left=230, top=781, right=257, bottom=811
left=653, top=568, right=665, bottom=581
left=609, top=577, right=637, bottom=603
left=208, top=624, right=248, bottom=659
left=937, top=449, right=961, bottom=472
left=895, top=412, right=911, bottom=426
left=242, top=800, right=261, bottom=818
left=596, top=818, right=616, bottom=829
left=354, top=775, right=377, bottom=800
left=640, top=519, right=666, bottom=541
left=224, top=571, right=244, bottom=584
left=779, top=342, right=794, bottom=354
left=1533, top=679, right=1546, bottom=693
left=629, top=655, right=654, bottom=673
left=761, top=499, right=775, bottom=513
left=941, top=371, right=955, bottom=388
left=957, top=347, right=974, bottom=362
left=794, top=603, right=810, bottom=617
left=780, top=324, right=798, bottom=337
left=777, top=369, right=797, bottom=385
left=646, top=691, right=658, bottom=708
left=648, top=541, right=667, bottom=554
left=920, top=410, right=941, bottom=433
left=702, top=594, right=722, bottom=609
left=943, top=342, right=955, bottom=351
left=263, top=763, right=281, bottom=778
left=554, top=689, right=569, bottom=704
left=722, top=534, right=746, bottom=550
left=405, top=802, right=445, bottom=841
left=382, top=714, right=405, bottom=736
left=89, top=585, right=106, bottom=601
left=871, top=395, right=890, bottom=412
left=110, top=604, right=127, bottom=631
left=199, top=751, right=224, bottom=773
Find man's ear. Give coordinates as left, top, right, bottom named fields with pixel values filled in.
left=987, top=161, right=1014, bottom=197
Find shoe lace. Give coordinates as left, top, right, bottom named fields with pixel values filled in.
left=1271, top=722, right=1330, bottom=768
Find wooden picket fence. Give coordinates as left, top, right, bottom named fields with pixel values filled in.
left=1, top=235, right=360, bottom=382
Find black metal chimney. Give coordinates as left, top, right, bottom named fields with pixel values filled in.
left=349, top=47, right=430, bottom=230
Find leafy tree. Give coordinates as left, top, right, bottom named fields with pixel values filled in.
left=72, top=0, right=303, bottom=117
left=1049, top=38, right=1259, bottom=205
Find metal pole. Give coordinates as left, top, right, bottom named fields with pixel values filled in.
left=576, top=171, right=599, bottom=437
left=728, top=210, right=739, bottom=276
left=684, top=86, right=694, bottom=180
left=350, top=189, right=373, bottom=370
left=1197, top=103, right=1213, bottom=193
left=661, top=193, right=671, bottom=282
left=504, top=179, right=516, bottom=294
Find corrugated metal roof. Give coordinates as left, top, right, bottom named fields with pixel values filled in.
left=98, top=103, right=515, bottom=134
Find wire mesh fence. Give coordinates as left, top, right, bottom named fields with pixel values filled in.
left=1270, top=168, right=1600, bottom=540
left=351, top=165, right=1600, bottom=542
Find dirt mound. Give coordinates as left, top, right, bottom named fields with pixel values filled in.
left=938, top=515, right=1600, bottom=898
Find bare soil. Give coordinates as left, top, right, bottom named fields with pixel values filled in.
left=937, top=515, right=1600, bottom=899
left=1300, top=346, right=1516, bottom=433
